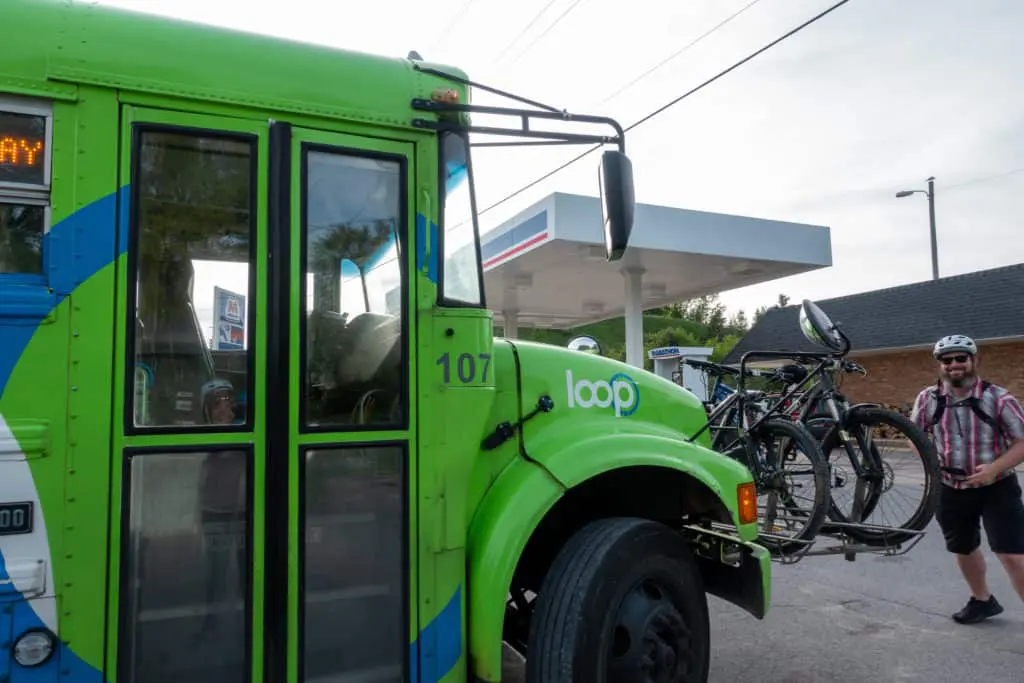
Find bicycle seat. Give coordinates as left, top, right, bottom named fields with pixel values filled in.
left=683, top=358, right=740, bottom=377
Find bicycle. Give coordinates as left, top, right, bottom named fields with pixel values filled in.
left=732, top=300, right=941, bottom=547
left=684, top=358, right=831, bottom=556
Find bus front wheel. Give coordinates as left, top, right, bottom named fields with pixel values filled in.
left=526, top=517, right=710, bottom=683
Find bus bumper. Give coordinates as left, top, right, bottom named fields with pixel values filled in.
left=683, top=524, right=772, bottom=619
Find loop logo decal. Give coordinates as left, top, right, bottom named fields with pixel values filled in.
left=565, top=369, right=640, bottom=417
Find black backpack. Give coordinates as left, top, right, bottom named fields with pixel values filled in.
left=927, top=379, right=1005, bottom=441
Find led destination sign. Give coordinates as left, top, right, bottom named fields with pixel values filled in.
left=0, top=111, right=46, bottom=186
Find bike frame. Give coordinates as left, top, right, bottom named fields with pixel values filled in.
left=690, top=352, right=885, bottom=495
left=735, top=351, right=887, bottom=524
left=686, top=365, right=776, bottom=481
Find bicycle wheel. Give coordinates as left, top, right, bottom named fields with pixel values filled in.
left=820, top=406, right=940, bottom=545
left=747, top=417, right=831, bottom=555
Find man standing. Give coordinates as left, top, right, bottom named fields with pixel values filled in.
left=911, top=334, right=1024, bottom=624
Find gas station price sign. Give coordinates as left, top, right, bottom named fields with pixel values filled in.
left=0, top=110, right=47, bottom=187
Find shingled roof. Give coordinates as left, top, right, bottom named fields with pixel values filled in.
left=722, top=262, right=1024, bottom=363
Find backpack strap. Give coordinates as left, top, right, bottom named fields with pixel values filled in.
left=929, top=379, right=1005, bottom=442
left=968, top=380, right=1005, bottom=441
left=928, top=380, right=946, bottom=426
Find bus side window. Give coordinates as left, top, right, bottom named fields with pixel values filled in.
left=0, top=98, right=50, bottom=281
left=127, top=129, right=255, bottom=430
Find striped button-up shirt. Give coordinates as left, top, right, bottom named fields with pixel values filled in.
left=910, top=380, right=1024, bottom=489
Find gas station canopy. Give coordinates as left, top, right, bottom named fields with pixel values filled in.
left=482, top=192, right=832, bottom=367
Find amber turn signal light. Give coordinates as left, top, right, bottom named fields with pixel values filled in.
left=737, top=481, right=758, bottom=526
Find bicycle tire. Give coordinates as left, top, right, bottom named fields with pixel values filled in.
left=748, top=416, right=831, bottom=554
left=820, top=406, right=940, bottom=545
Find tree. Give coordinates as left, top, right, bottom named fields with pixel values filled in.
left=727, top=309, right=748, bottom=334
left=643, top=326, right=700, bottom=371
left=705, top=305, right=728, bottom=339
left=752, top=305, right=769, bottom=326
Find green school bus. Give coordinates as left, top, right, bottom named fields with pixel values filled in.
left=0, top=1, right=770, bottom=681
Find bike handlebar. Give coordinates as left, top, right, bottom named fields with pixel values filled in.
left=841, top=359, right=867, bottom=375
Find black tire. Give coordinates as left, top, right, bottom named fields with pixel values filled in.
left=748, top=417, right=831, bottom=554
left=820, top=406, right=940, bottom=545
left=526, top=517, right=710, bottom=683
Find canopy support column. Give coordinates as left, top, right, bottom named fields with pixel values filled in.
left=623, top=267, right=644, bottom=368
left=502, top=310, right=519, bottom=339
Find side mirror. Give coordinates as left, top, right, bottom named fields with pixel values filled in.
left=568, top=335, right=603, bottom=356
left=798, top=299, right=850, bottom=354
left=598, top=150, right=635, bottom=262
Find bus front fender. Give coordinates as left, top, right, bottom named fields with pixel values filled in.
left=535, top=430, right=758, bottom=534
left=466, top=433, right=756, bottom=682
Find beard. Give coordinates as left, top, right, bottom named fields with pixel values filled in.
left=947, top=370, right=974, bottom=388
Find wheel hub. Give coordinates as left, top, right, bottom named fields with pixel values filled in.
left=609, top=580, right=694, bottom=683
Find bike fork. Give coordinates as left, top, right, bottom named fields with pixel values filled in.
left=826, top=397, right=881, bottom=523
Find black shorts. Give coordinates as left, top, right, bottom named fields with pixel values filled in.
left=937, top=474, right=1024, bottom=555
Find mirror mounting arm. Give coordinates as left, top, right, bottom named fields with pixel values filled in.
left=411, top=64, right=635, bottom=263
left=411, top=99, right=626, bottom=153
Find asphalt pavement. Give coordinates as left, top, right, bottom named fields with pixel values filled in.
left=708, top=477, right=1024, bottom=683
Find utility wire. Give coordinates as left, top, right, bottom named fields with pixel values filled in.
left=492, top=0, right=562, bottom=64
left=478, top=0, right=853, bottom=218
left=503, top=0, right=590, bottom=66
left=428, top=0, right=478, bottom=53
left=943, top=167, right=1024, bottom=192
left=596, top=0, right=765, bottom=108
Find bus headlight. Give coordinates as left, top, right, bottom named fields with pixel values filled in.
left=12, top=629, right=56, bottom=667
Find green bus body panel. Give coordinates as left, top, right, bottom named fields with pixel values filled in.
left=465, top=457, right=564, bottom=682
left=510, top=339, right=715, bottom=446
left=0, top=87, right=122, bottom=678
left=508, top=339, right=746, bottom=499
left=461, top=339, right=762, bottom=679
left=462, top=340, right=522, bottom=530
left=1, top=0, right=468, bottom=127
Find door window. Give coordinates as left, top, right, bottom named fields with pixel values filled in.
left=120, top=448, right=252, bottom=683
left=301, top=148, right=406, bottom=429
left=302, top=445, right=405, bottom=680
left=127, top=129, right=256, bottom=430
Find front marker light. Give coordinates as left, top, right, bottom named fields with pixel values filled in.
left=13, top=629, right=56, bottom=667
left=737, top=481, right=758, bottom=526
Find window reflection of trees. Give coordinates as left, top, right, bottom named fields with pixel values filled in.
left=0, top=204, right=44, bottom=274
left=303, top=151, right=405, bottom=428
left=132, top=132, right=252, bottom=428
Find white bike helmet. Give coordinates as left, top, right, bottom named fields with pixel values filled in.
left=933, top=334, right=977, bottom=359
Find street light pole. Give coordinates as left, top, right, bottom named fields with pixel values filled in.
left=926, top=176, right=938, bottom=281
left=895, top=176, right=939, bottom=280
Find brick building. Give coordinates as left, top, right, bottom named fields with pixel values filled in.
left=722, top=263, right=1024, bottom=412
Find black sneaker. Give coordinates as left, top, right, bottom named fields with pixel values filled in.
left=952, top=595, right=1004, bottom=624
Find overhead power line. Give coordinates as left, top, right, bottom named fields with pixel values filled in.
left=492, top=0, right=562, bottom=64
left=503, top=0, right=590, bottom=66
left=477, top=0, right=854, bottom=218
left=596, top=0, right=766, bottom=108
left=428, top=0, right=478, bottom=53
left=943, top=167, right=1024, bottom=192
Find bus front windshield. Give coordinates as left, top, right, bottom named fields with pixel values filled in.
left=439, top=132, right=483, bottom=306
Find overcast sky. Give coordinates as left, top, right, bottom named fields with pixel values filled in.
left=97, top=0, right=1024, bottom=320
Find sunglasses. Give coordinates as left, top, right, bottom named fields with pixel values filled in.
left=939, top=354, right=970, bottom=365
